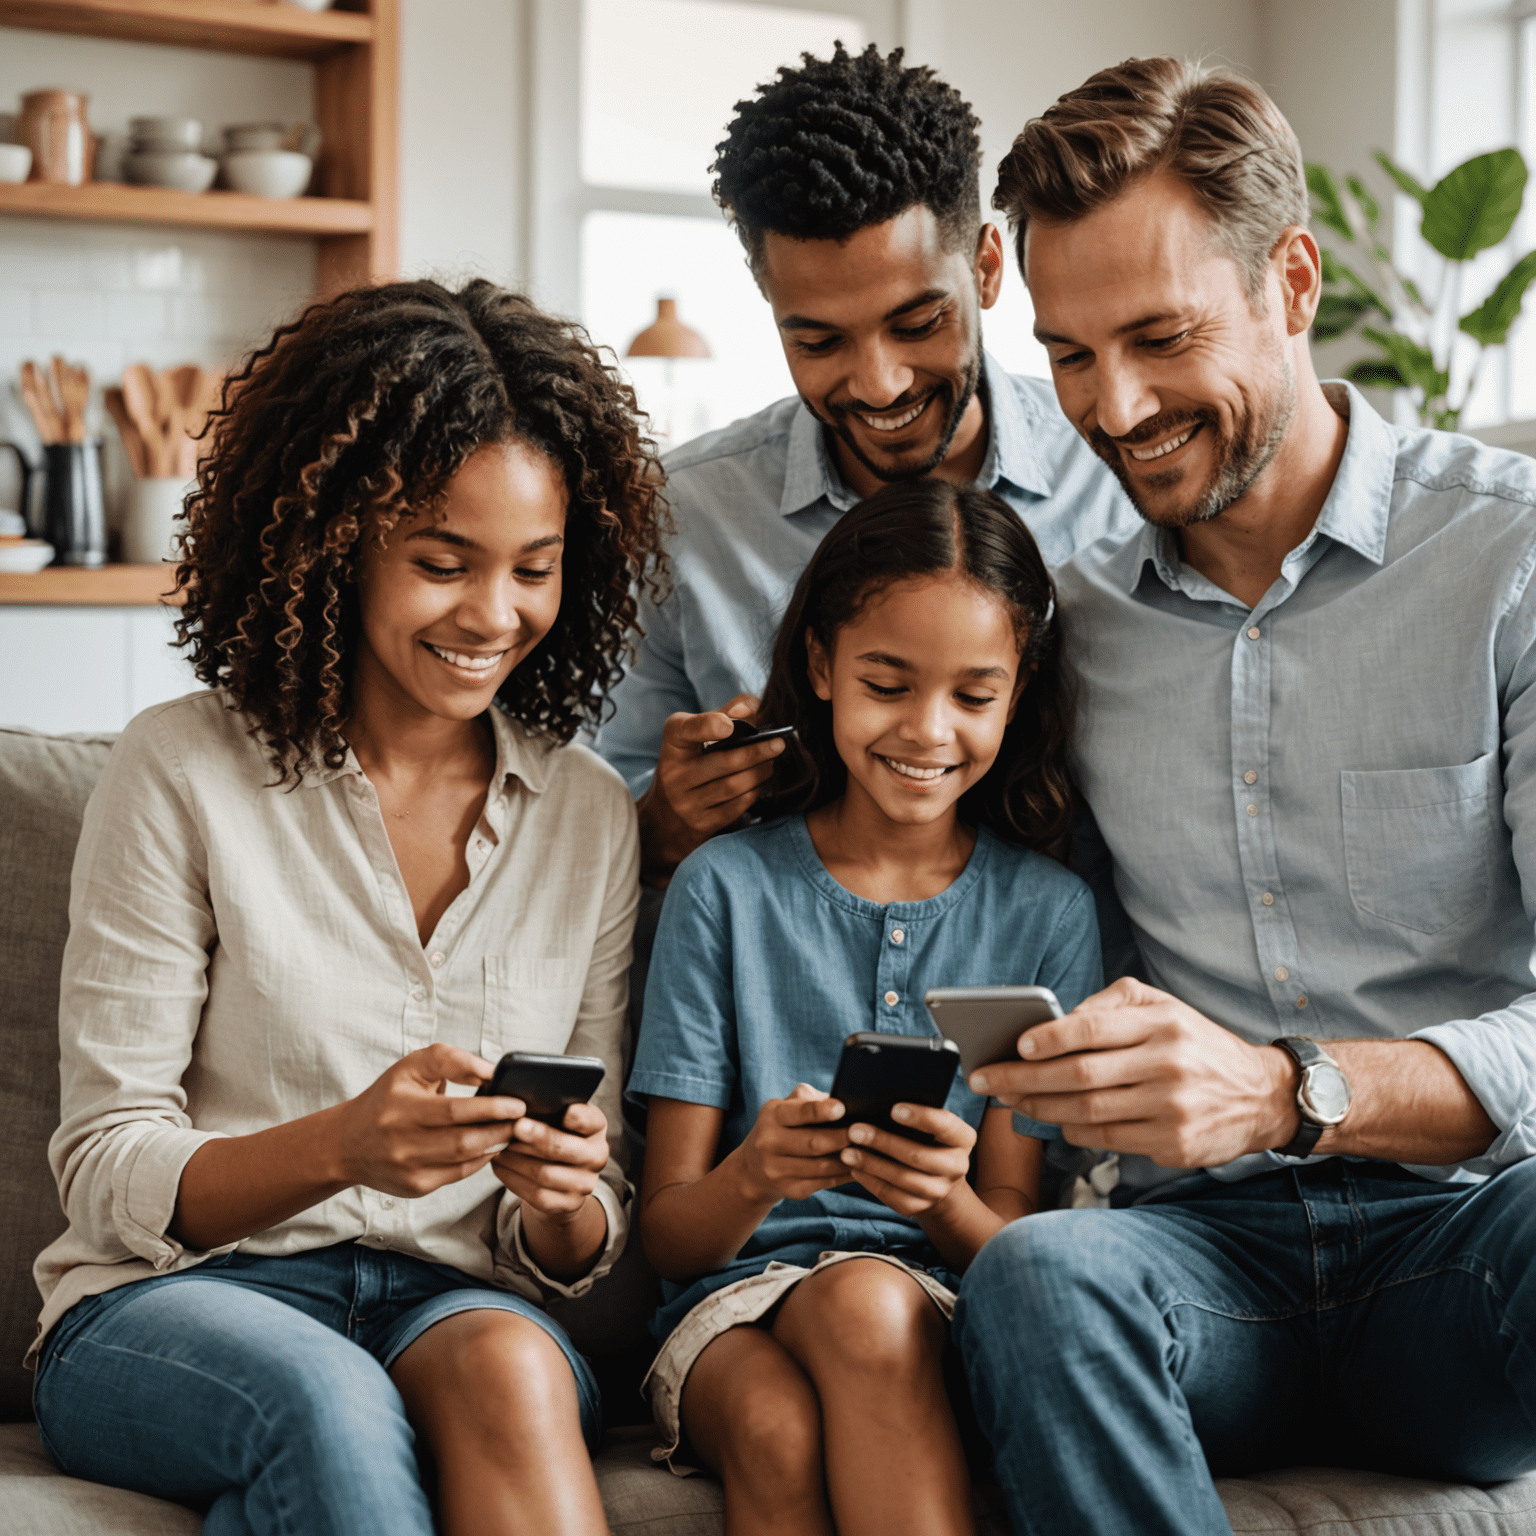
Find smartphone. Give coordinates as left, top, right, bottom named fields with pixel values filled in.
left=699, top=721, right=798, bottom=754
left=922, top=986, right=1063, bottom=1076
left=828, top=1032, right=960, bottom=1146
left=476, top=1051, right=606, bottom=1127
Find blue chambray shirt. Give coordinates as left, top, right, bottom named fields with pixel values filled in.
left=1059, top=382, right=1536, bottom=1190
left=628, top=814, right=1102, bottom=1338
left=595, top=353, right=1140, bottom=793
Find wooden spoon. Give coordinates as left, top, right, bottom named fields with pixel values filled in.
left=122, top=363, right=172, bottom=477
left=51, top=356, right=90, bottom=445
left=104, top=387, right=150, bottom=479
left=19, top=360, right=64, bottom=445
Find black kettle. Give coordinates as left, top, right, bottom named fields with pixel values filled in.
left=0, top=439, right=107, bottom=566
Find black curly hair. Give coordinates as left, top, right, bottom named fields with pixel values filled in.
left=711, top=42, right=983, bottom=271
left=175, top=278, right=669, bottom=783
left=754, top=477, right=1074, bottom=863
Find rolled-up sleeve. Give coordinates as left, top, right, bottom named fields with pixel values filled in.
left=50, top=711, right=232, bottom=1272
left=1411, top=570, right=1536, bottom=1172
left=494, top=776, right=639, bottom=1298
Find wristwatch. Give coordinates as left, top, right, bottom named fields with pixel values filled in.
left=1270, top=1036, right=1351, bottom=1157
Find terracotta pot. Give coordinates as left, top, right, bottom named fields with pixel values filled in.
left=18, top=89, right=93, bottom=186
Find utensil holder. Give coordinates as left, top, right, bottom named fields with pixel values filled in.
left=123, top=476, right=194, bottom=564
left=43, top=442, right=107, bottom=567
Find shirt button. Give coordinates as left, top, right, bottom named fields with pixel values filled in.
left=891, top=929, right=905, bottom=945
left=1261, top=892, right=1275, bottom=906
left=1274, top=966, right=1290, bottom=982
left=411, top=987, right=425, bottom=1002
left=1246, top=803, right=1258, bottom=817
left=1244, top=770, right=1258, bottom=785
left=429, top=951, right=445, bottom=969
left=1247, top=626, right=1261, bottom=640
left=884, top=990, right=899, bottom=1006
left=1295, top=995, right=1309, bottom=1009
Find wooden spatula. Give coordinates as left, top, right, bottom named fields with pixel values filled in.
left=19, top=360, right=64, bottom=445
left=122, top=362, right=174, bottom=477
left=104, top=387, right=150, bottom=478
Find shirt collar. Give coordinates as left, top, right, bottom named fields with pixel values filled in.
left=296, top=705, right=553, bottom=795
left=778, top=350, right=1051, bottom=518
left=1128, top=380, right=1395, bottom=595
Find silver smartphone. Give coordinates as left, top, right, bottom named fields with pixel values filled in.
left=923, top=985, right=1063, bottom=1075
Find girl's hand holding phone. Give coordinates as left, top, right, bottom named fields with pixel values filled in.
left=490, top=1101, right=611, bottom=1215
left=837, top=1103, right=978, bottom=1219
left=736, top=1082, right=853, bottom=1204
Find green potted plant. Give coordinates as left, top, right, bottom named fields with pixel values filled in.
left=1308, top=147, right=1536, bottom=429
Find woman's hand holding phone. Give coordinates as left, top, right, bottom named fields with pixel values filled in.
left=490, top=1101, right=611, bottom=1215
left=337, top=1043, right=529, bottom=1198
left=735, top=1083, right=853, bottom=1204
left=837, top=1104, right=977, bottom=1219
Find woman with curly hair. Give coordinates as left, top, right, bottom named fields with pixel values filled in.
left=29, top=278, right=667, bottom=1536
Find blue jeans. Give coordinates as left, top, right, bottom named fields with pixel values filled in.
left=954, top=1160, right=1536, bottom=1536
left=33, top=1242, right=601, bottom=1536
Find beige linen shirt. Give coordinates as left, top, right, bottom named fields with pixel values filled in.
left=31, top=689, right=638, bottom=1363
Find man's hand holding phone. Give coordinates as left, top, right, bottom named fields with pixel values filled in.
left=734, top=1083, right=852, bottom=1205
left=838, top=1104, right=977, bottom=1218
left=637, top=694, right=787, bottom=883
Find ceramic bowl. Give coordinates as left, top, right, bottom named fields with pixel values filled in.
left=222, top=148, right=312, bottom=198
left=0, top=540, right=55, bottom=574
left=128, top=116, right=203, bottom=151
left=223, top=122, right=287, bottom=153
left=0, top=143, right=31, bottom=183
left=123, top=150, right=218, bottom=193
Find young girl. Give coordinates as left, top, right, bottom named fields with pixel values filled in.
left=31, top=279, right=666, bottom=1536
left=629, top=477, right=1103, bottom=1536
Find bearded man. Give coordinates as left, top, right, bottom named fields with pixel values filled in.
left=594, top=43, right=1135, bottom=886
left=955, top=56, right=1536, bottom=1535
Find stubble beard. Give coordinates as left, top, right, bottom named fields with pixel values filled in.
left=1091, top=353, right=1297, bottom=530
left=817, top=347, right=983, bottom=486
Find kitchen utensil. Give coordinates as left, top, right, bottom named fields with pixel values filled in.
left=128, top=115, right=203, bottom=151
left=0, top=144, right=30, bottom=183
left=103, top=387, right=149, bottom=478
left=121, top=363, right=173, bottom=477
left=123, top=476, right=193, bottom=564
left=222, top=148, right=312, bottom=198
left=0, top=441, right=107, bottom=564
left=122, top=149, right=218, bottom=193
left=0, top=539, right=54, bottom=574
left=18, top=89, right=92, bottom=186
left=51, top=357, right=89, bottom=444
left=19, top=361, right=64, bottom=445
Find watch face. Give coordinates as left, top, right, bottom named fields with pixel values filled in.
left=1301, top=1061, right=1351, bottom=1124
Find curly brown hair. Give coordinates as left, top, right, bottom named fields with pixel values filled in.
left=754, top=477, right=1074, bottom=862
left=175, top=278, right=669, bottom=781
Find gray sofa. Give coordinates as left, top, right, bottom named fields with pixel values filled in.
left=3, top=723, right=1535, bottom=1535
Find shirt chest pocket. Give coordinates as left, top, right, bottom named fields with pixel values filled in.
left=1340, top=752, right=1501, bottom=935
left=482, top=957, right=588, bottom=1062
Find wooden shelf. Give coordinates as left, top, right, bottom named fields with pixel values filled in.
left=0, top=564, right=185, bottom=605
left=0, top=178, right=373, bottom=235
left=0, top=0, right=371, bottom=61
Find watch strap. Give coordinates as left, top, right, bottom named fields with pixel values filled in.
left=1271, top=1036, right=1328, bottom=1158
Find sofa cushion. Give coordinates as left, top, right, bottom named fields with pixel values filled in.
left=7, top=1421, right=1531, bottom=1536
left=0, top=729, right=116, bottom=1423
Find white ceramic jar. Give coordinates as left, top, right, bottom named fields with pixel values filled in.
left=122, top=477, right=194, bottom=565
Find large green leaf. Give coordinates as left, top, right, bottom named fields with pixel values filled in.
left=1421, top=148, right=1527, bottom=259
left=1314, top=293, right=1376, bottom=340
left=1306, top=163, right=1354, bottom=240
left=1361, top=326, right=1449, bottom=400
left=1346, top=359, right=1409, bottom=389
left=1346, top=173, right=1380, bottom=230
left=1373, top=150, right=1427, bottom=205
left=1459, top=250, right=1536, bottom=345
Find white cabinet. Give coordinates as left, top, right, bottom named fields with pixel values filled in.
left=0, top=605, right=203, bottom=734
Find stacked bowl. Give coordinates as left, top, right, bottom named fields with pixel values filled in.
left=122, top=116, right=217, bottom=193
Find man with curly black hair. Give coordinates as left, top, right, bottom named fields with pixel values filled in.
left=595, top=43, right=1136, bottom=886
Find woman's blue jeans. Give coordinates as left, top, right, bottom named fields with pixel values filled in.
left=954, top=1159, right=1536, bottom=1536
left=33, top=1242, right=600, bottom=1536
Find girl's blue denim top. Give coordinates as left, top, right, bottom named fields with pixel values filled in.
left=628, top=814, right=1103, bottom=1341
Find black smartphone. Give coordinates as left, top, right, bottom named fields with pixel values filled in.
left=699, top=721, right=798, bottom=754
left=828, top=1033, right=960, bottom=1147
left=476, top=1051, right=606, bottom=1127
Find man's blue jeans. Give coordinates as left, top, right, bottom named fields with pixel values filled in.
left=33, top=1242, right=600, bottom=1536
left=954, top=1160, right=1536, bottom=1536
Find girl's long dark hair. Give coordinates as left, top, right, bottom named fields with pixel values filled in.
left=755, top=478, right=1074, bottom=862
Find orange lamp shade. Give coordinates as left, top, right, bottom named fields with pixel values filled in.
left=626, top=297, right=710, bottom=358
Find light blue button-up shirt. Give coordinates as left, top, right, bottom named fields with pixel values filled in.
left=1059, top=382, right=1536, bottom=1189
left=595, top=353, right=1139, bottom=793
